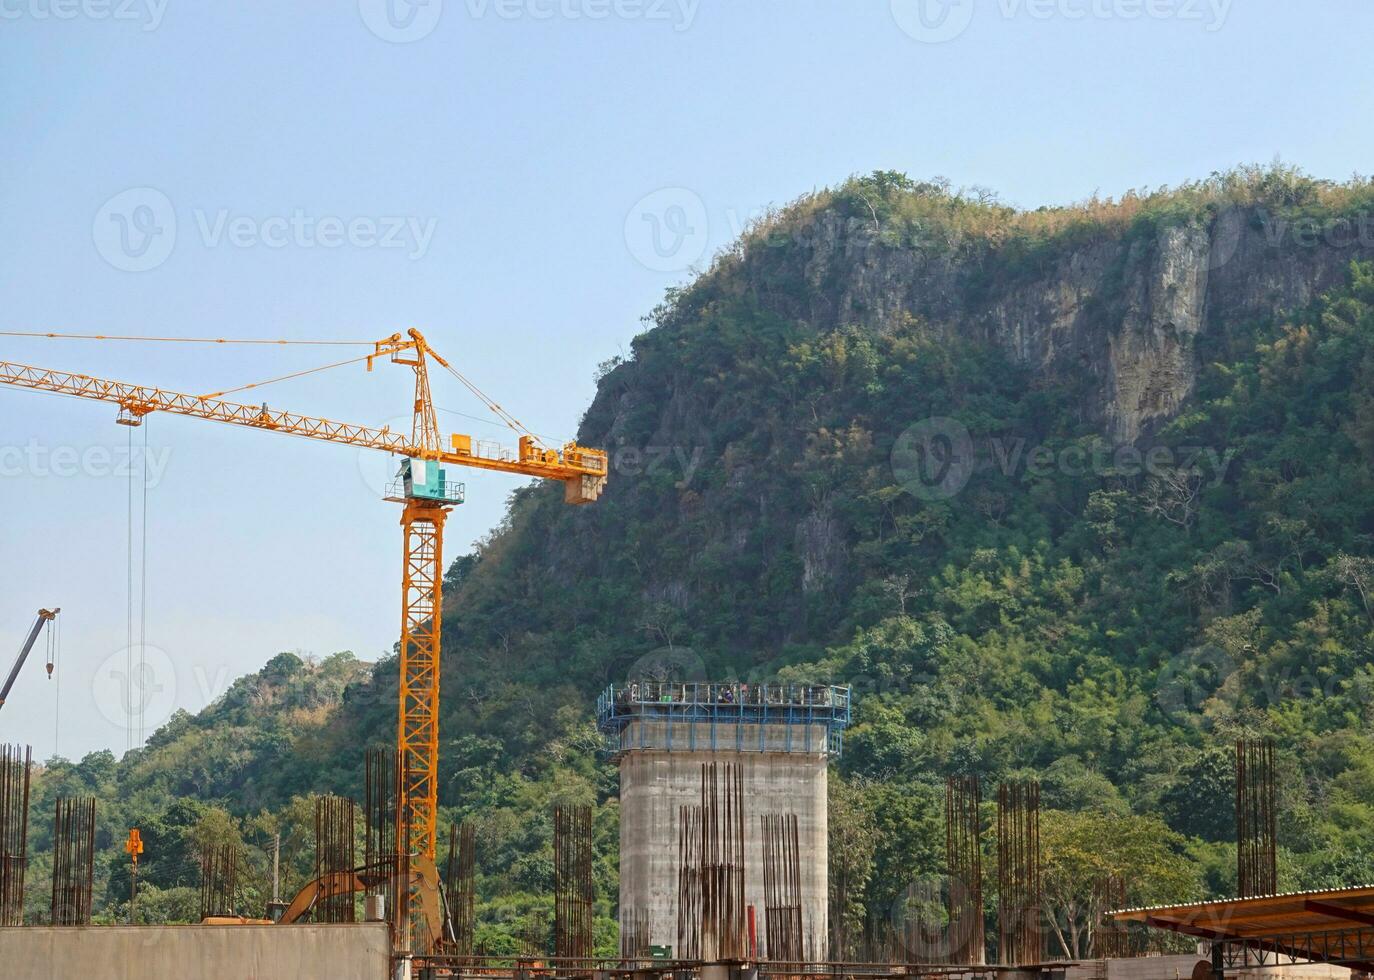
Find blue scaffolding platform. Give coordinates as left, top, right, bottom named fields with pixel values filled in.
left=596, top=681, right=852, bottom=758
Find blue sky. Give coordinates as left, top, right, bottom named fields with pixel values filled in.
left=1, top=0, right=1371, bottom=760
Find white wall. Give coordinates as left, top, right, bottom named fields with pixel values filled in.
left=0, top=922, right=391, bottom=980
left=619, top=749, right=828, bottom=961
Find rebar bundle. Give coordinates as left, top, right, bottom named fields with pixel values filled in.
left=522, top=908, right=547, bottom=956
left=677, top=762, right=747, bottom=963
left=1237, top=738, right=1277, bottom=898
left=760, top=812, right=803, bottom=962
left=554, top=804, right=595, bottom=961
left=863, top=911, right=902, bottom=964
left=1091, top=874, right=1130, bottom=959
left=51, top=797, right=95, bottom=926
left=945, top=775, right=984, bottom=965
left=0, top=745, right=32, bottom=926
left=620, top=906, right=653, bottom=958
left=365, top=748, right=400, bottom=867
left=896, top=879, right=948, bottom=965
left=365, top=747, right=405, bottom=943
left=314, top=795, right=357, bottom=923
left=198, top=842, right=240, bottom=920
left=678, top=803, right=703, bottom=961
left=997, top=781, right=1041, bottom=966
left=445, top=821, right=477, bottom=956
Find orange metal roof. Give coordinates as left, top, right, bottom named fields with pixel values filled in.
left=1113, top=885, right=1374, bottom=969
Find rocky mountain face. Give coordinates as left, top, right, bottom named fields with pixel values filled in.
left=699, top=202, right=1374, bottom=444
left=475, top=182, right=1364, bottom=665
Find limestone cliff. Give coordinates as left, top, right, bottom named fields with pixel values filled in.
left=700, top=201, right=1373, bottom=444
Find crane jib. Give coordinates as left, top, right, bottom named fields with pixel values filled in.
left=0, top=359, right=608, bottom=485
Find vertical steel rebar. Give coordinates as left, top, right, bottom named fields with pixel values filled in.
left=522, top=907, right=547, bottom=957
left=198, top=842, right=241, bottom=920
left=945, top=775, right=984, bottom=965
left=0, top=745, right=32, bottom=926
left=677, top=802, right=702, bottom=961
left=444, top=820, right=477, bottom=956
left=314, top=794, right=357, bottom=924
left=761, top=812, right=803, bottom=962
left=50, top=796, right=95, bottom=926
left=1236, top=738, right=1278, bottom=898
left=365, top=747, right=404, bottom=944
left=621, top=906, right=653, bottom=959
left=1091, top=874, right=1130, bottom=959
left=676, top=762, right=747, bottom=963
left=997, top=780, right=1041, bottom=967
left=554, top=803, right=595, bottom=963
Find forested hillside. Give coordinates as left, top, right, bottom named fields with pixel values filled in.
left=32, top=166, right=1374, bottom=956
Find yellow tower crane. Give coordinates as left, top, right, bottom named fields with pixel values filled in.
left=0, top=329, right=608, bottom=864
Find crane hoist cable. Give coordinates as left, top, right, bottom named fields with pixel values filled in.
left=48, top=612, right=60, bottom=755
left=139, top=420, right=150, bottom=747
left=126, top=422, right=135, bottom=752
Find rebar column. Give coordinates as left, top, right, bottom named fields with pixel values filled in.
left=997, top=780, right=1041, bottom=966
left=198, top=842, right=241, bottom=920
left=945, top=775, right=984, bottom=965
left=621, top=906, right=653, bottom=959
left=1236, top=738, right=1278, bottom=898
left=314, top=795, right=357, bottom=923
left=365, top=747, right=404, bottom=945
left=677, top=762, right=747, bottom=963
left=554, top=803, right=595, bottom=962
left=761, top=812, right=803, bottom=962
left=444, top=821, right=477, bottom=956
left=51, top=797, right=95, bottom=926
left=1091, top=874, right=1130, bottom=959
left=0, top=745, right=32, bottom=926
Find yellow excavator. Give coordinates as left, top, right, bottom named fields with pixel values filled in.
left=202, top=855, right=446, bottom=946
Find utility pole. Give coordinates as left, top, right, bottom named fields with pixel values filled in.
left=273, top=833, right=281, bottom=904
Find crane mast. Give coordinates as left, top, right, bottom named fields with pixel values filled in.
left=0, top=331, right=607, bottom=876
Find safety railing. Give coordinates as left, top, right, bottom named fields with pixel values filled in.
left=596, top=683, right=851, bottom=758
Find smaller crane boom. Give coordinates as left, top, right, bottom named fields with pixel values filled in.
left=0, top=608, right=59, bottom=711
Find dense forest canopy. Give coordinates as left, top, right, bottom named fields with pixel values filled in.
left=27, top=166, right=1374, bottom=958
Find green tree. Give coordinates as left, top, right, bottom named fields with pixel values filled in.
left=1040, top=810, right=1201, bottom=958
